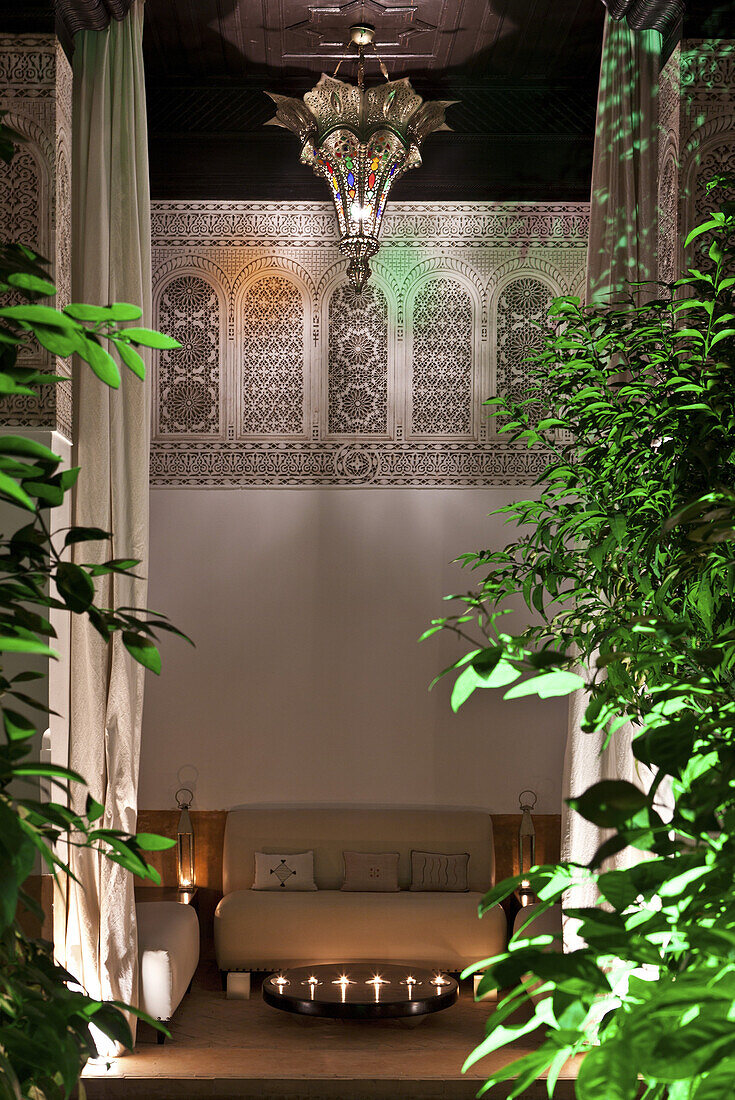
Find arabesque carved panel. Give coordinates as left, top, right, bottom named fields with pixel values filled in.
left=328, top=283, right=388, bottom=435
left=151, top=200, right=590, bottom=486
left=410, top=278, right=473, bottom=436
left=496, top=277, right=555, bottom=425
left=241, top=275, right=305, bottom=436
left=157, top=274, right=221, bottom=436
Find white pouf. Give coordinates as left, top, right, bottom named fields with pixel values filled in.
left=137, top=901, right=200, bottom=1028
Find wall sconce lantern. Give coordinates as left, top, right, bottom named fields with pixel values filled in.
left=518, top=789, right=537, bottom=907
left=175, top=787, right=195, bottom=891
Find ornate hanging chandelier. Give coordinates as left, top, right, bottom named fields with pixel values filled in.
left=266, top=24, right=454, bottom=293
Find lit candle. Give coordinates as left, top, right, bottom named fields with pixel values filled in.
left=273, top=974, right=290, bottom=994
left=365, top=974, right=390, bottom=1002
left=302, top=976, right=321, bottom=1000
left=401, top=975, right=417, bottom=998
left=431, top=972, right=450, bottom=992
left=332, top=974, right=354, bottom=1003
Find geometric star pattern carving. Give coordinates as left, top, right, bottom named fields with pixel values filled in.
left=271, top=859, right=297, bottom=887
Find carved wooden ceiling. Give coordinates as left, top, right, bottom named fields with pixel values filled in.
left=142, top=0, right=605, bottom=82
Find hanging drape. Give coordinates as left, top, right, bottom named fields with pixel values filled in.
left=561, top=17, right=661, bottom=944
left=62, top=0, right=150, bottom=1049
left=585, top=17, right=661, bottom=304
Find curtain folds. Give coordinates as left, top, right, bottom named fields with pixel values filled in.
left=561, top=17, right=661, bottom=946
left=585, top=17, right=661, bottom=304
left=56, top=0, right=136, bottom=37
left=62, top=0, right=150, bottom=1049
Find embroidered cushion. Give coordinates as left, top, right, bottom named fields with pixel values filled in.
left=252, top=851, right=317, bottom=891
left=340, top=850, right=400, bottom=892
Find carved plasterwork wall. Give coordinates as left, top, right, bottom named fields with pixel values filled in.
left=150, top=200, right=589, bottom=488
left=0, top=34, right=72, bottom=439
left=657, top=40, right=735, bottom=283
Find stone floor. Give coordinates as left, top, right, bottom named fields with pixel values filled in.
left=80, top=962, right=579, bottom=1099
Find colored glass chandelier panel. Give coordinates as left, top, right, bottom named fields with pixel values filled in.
left=266, top=26, right=454, bottom=292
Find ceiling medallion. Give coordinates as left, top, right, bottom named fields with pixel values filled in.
left=266, top=23, right=454, bottom=292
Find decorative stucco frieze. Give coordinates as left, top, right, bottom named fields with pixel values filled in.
left=151, top=200, right=587, bottom=488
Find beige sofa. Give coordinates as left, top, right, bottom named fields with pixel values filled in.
left=214, top=807, right=506, bottom=980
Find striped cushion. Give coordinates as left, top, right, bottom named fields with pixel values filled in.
left=409, top=850, right=469, bottom=892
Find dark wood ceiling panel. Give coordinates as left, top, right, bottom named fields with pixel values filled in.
left=142, top=0, right=606, bottom=82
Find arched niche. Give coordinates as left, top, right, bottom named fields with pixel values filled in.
left=155, top=270, right=225, bottom=438
left=239, top=273, right=309, bottom=437
left=327, top=280, right=390, bottom=436
left=407, top=275, right=476, bottom=437
left=494, top=275, right=557, bottom=425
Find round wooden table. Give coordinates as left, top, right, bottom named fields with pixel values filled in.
left=262, top=963, right=458, bottom=1020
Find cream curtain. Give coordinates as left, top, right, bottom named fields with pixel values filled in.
left=561, top=17, right=661, bottom=944
left=62, top=0, right=151, bottom=1049
left=585, top=17, right=661, bottom=304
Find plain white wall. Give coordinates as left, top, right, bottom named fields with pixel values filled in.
left=139, top=488, right=567, bottom=813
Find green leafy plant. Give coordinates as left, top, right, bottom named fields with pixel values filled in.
left=426, top=178, right=735, bottom=1098
left=0, top=114, right=191, bottom=1099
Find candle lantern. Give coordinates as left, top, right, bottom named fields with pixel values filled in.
left=518, top=789, right=537, bottom=906
left=175, top=786, right=195, bottom=891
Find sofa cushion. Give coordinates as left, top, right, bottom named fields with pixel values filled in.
left=253, top=850, right=317, bottom=891
left=410, top=850, right=469, bottom=892
left=341, top=851, right=400, bottom=891
left=214, top=888, right=506, bottom=972
left=137, top=901, right=200, bottom=1022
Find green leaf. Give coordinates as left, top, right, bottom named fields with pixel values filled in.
left=122, top=631, right=162, bottom=674
left=32, top=323, right=80, bottom=357
left=576, top=1041, right=638, bottom=1100
left=3, top=708, right=36, bottom=742
left=0, top=435, right=60, bottom=461
left=21, top=479, right=64, bottom=506
left=6, top=272, right=57, bottom=296
left=63, top=303, right=117, bottom=322
left=569, top=780, right=647, bottom=828
left=0, top=470, right=35, bottom=511
left=134, top=833, right=176, bottom=851
left=87, top=1003, right=134, bottom=1051
left=450, top=665, right=478, bottom=711
left=13, top=762, right=85, bottom=784
left=86, top=794, right=104, bottom=822
left=0, top=635, right=56, bottom=656
left=685, top=219, right=724, bottom=246
left=77, top=335, right=121, bottom=388
left=504, top=669, right=585, bottom=699
left=63, top=526, right=110, bottom=548
left=56, top=561, right=95, bottom=613
left=0, top=304, right=73, bottom=327
left=116, top=327, right=181, bottom=349
left=114, top=339, right=146, bottom=379
left=107, top=302, right=144, bottom=321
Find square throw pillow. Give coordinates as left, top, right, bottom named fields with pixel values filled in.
left=410, top=850, right=469, bottom=892
left=252, top=850, right=317, bottom=891
left=341, top=850, right=400, bottom=892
